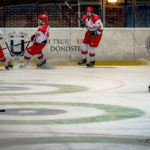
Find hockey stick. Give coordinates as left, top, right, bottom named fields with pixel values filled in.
left=19, top=61, right=29, bottom=69
left=63, top=0, right=72, bottom=10
left=5, top=41, right=15, bottom=57
left=64, top=1, right=103, bottom=29
left=19, top=41, right=31, bottom=69
left=2, top=40, right=31, bottom=51
left=4, top=40, right=31, bottom=57
left=19, top=40, right=31, bottom=56
left=63, top=0, right=82, bottom=22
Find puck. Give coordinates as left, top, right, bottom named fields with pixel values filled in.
left=0, top=109, right=6, bottom=112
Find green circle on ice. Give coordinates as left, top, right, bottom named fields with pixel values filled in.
left=0, top=83, right=89, bottom=96
left=0, top=102, right=145, bottom=125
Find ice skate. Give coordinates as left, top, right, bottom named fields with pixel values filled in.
left=5, top=62, right=13, bottom=70
left=36, top=59, right=46, bottom=69
left=86, top=61, right=95, bottom=68
left=78, top=59, right=87, bottom=66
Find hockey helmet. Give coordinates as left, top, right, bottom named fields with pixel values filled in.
left=86, top=6, right=94, bottom=12
left=38, top=14, right=48, bottom=22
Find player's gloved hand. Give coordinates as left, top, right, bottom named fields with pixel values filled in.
left=90, top=31, right=98, bottom=38
left=80, top=20, right=85, bottom=27
left=42, top=40, right=47, bottom=44
left=31, top=35, right=35, bottom=41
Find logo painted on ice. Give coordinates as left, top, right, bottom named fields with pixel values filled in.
left=6, top=32, right=30, bottom=56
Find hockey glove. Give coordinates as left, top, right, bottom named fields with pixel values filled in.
left=80, top=20, right=85, bottom=27
left=90, top=31, right=98, bottom=38
left=42, top=40, right=47, bottom=44
left=31, top=35, right=35, bottom=41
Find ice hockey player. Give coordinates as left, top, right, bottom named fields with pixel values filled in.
left=0, top=30, right=13, bottom=70
left=22, top=13, right=50, bottom=68
left=78, top=6, right=103, bottom=67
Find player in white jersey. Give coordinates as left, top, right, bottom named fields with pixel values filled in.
left=0, top=30, right=13, bottom=70
left=78, top=6, right=103, bottom=67
left=23, top=13, right=50, bottom=68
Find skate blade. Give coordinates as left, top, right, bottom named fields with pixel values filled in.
left=36, top=64, right=47, bottom=69
left=36, top=64, right=54, bottom=69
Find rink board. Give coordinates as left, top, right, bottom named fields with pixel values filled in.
left=0, top=28, right=150, bottom=63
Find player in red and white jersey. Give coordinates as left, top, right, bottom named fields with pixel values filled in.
left=78, top=6, right=103, bottom=67
left=23, top=13, right=50, bottom=68
left=0, top=30, right=13, bottom=70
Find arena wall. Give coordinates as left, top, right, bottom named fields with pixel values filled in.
left=1, top=28, right=150, bottom=62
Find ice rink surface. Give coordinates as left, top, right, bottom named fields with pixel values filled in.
left=0, top=65, right=150, bottom=150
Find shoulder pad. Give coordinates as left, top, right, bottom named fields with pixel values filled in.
left=38, top=25, right=48, bottom=33
left=92, top=15, right=100, bottom=23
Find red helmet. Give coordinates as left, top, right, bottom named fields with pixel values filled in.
left=38, top=14, right=48, bottom=22
left=86, top=6, right=94, bottom=12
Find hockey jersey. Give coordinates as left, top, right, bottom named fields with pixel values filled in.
left=82, top=14, right=103, bottom=32
left=34, top=24, right=50, bottom=44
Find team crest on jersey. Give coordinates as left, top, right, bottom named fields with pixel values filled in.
left=6, top=32, right=30, bottom=56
